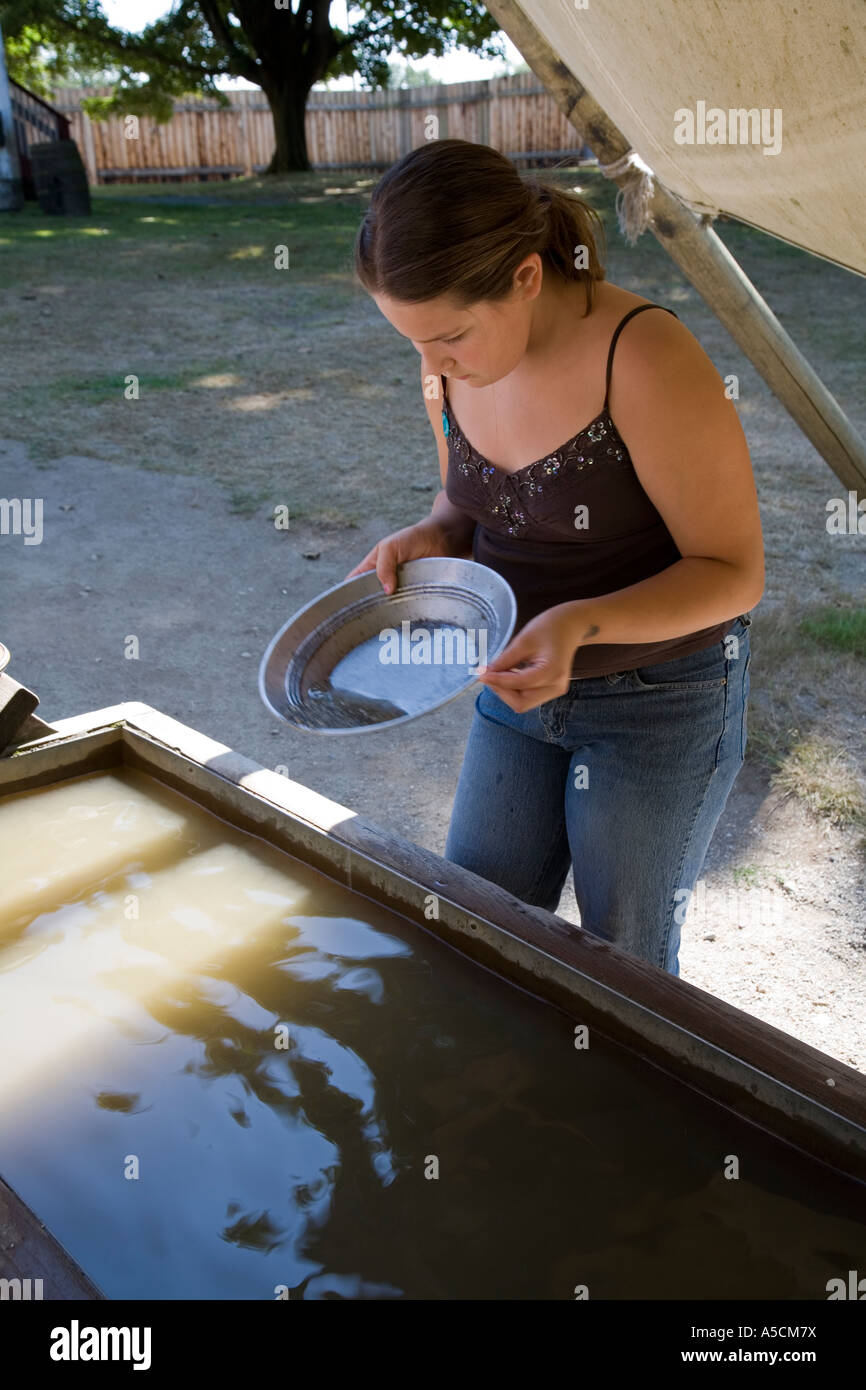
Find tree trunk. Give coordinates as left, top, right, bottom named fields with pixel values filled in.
left=263, top=81, right=313, bottom=174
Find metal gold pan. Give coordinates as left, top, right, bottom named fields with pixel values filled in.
left=259, top=557, right=517, bottom=734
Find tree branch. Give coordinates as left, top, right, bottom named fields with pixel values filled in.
left=196, top=0, right=262, bottom=85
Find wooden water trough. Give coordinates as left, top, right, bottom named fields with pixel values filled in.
left=0, top=655, right=864, bottom=1298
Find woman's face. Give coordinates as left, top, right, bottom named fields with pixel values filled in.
left=371, top=254, right=543, bottom=387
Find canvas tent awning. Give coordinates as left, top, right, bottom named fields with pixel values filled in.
left=511, top=0, right=865, bottom=277
left=486, top=0, right=866, bottom=493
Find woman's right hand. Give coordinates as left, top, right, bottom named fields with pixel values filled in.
left=343, top=517, right=455, bottom=595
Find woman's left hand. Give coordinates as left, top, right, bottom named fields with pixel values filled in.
left=476, top=605, right=582, bottom=713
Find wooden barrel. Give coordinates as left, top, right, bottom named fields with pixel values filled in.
left=29, top=138, right=91, bottom=215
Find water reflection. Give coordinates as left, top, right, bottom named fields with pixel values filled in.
left=92, top=907, right=411, bottom=1281
left=1, top=769, right=865, bottom=1300
left=94, top=1091, right=150, bottom=1115
left=221, top=1206, right=287, bottom=1254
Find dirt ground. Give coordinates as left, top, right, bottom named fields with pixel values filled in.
left=1, top=171, right=864, bottom=1072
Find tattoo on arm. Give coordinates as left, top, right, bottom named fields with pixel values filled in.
left=581, top=624, right=600, bottom=641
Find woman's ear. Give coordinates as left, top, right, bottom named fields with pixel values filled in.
left=512, top=253, right=544, bottom=302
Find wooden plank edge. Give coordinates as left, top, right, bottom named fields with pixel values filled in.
left=0, top=1177, right=104, bottom=1300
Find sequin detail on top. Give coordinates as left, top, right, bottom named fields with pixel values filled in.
left=443, top=398, right=628, bottom=537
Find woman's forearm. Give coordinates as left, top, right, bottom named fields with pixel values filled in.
left=561, top=556, right=763, bottom=647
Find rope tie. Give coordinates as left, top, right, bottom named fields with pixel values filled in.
left=596, top=149, right=655, bottom=245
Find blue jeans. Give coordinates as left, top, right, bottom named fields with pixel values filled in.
left=444, top=615, right=752, bottom=976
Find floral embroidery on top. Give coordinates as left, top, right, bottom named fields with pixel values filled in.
left=444, top=400, right=629, bottom=537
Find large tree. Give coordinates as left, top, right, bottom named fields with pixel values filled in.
left=0, top=1, right=507, bottom=173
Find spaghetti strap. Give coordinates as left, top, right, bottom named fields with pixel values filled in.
left=603, top=304, right=678, bottom=410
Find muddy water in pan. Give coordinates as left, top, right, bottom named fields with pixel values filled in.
left=0, top=768, right=863, bottom=1300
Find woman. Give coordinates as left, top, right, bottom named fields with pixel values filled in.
left=347, top=139, right=764, bottom=976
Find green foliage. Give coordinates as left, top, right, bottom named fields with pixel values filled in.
left=2, top=18, right=109, bottom=94
left=2, top=0, right=229, bottom=118
left=80, top=87, right=184, bottom=123
left=1, top=0, right=506, bottom=108
left=341, top=0, right=505, bottom=89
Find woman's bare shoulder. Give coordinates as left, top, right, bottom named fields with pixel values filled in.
left=605, top=294, right=720, bottom=401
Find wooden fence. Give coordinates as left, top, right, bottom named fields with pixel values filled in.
left=49, top=73, right=591, bottom=184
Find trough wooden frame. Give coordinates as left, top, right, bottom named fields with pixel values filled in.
left=1, top=700, right=865, bottom=1299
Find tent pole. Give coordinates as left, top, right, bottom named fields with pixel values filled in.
left=486, top=0, right=866, bottom=496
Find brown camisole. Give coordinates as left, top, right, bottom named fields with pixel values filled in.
left=442, top=302, right=737, bottom=680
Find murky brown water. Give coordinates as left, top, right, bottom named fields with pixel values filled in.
left=0, top=768, right=864, bottom=1300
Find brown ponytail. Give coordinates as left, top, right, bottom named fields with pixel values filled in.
left=354, top=139, right=606, bottom=315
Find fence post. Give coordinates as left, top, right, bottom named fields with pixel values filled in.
left=437, top=84, right=448, bottom=141
left=398, top=86, right=412, bottom=157
left=79, top=108, right=98, bottom=186
left=238, top=105, right=253, bottom=177
left=479, top=79, right=490, bottom=147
